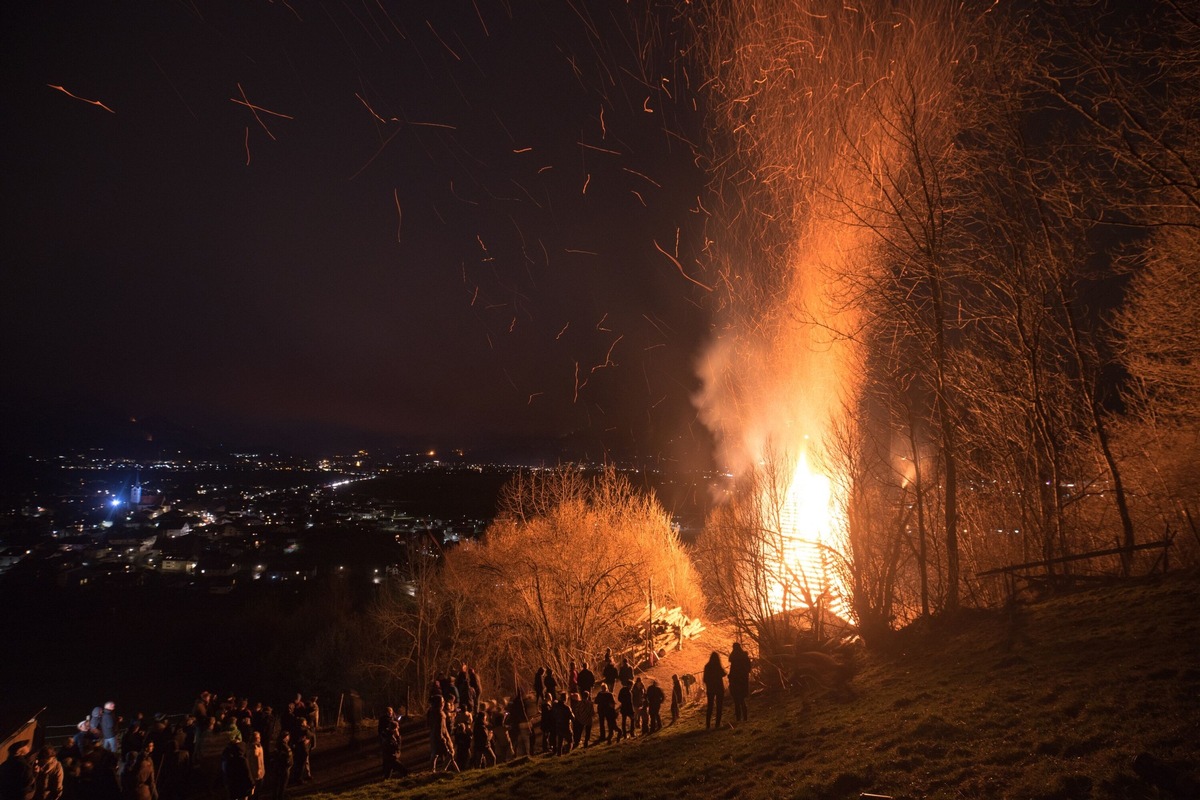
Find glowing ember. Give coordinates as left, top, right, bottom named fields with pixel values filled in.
left=770, top=450, right=853, bottom=621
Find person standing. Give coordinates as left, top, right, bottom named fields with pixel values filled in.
left=245, top=732, right=267, bottom=795
left=616, top=682, right=634, bottom=741
left=617, top=658, right=634, bottom=689
left=505, top=691, right=529, bottom=758
left=601, top=657, right=618, bottom=695
left=470, top=713, right=495, bottom=768
left=269, top=732, right=292, bottom=800
left=670, top=675, right=684, bottom=725
left=728, top=642, right=752, bottom=722
left=290, top=721, right=312, bottom=784
left=100, top=703, right=120, bottom=755
left=34, top=747, right=63, bottom=800
left=0, top=741, right=35, bottom=800
left=550, top=694, right=574, bottom=756
left=594, top=684, right=617, bottom=744
left=426, top=696, right=457, bottom=774
left=576, top=662, right=595, bottom=697
left=220, top=741, right=252, bottom=800
left=645, top=681, right=665, bottom=733
left=127, top=742, right=157, bottom=800
left=377, top=708, right=404, bottom=779
left=703, top=652, right=727, bottom=730
left=571, top=691, right=594, bottom=748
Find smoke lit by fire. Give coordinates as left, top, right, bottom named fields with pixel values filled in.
left=693, top=0, right=970, bottom=622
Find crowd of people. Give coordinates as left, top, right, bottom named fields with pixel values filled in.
left=0, top=643, right=757, bottom=800
left=419, top=644, right=753, bottom=774
left=0, top=691, right=324, bottom=800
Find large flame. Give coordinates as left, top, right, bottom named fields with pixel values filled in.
left=769, top=449, right=853, bottom=621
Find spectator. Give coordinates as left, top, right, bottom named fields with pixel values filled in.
left=617, top=682, right=634, bottom=740
left=487, top=701, right=511, bottom=763
left=601, top=657, right=618, bottom=694
left=33, top=747, right=62, bottom=800
left=269, top=732, right=292, bottom=800
left=471, top=713, right=495, bottom=768
left=125, top=743, right=156, bottom=800
left=505, top=691, right=529, bottom=758
left=594, top=683, right=618, bottom=744
left=703, top=651, right=726, bottom=730
left=646, top=680, right=665, bottom=733
left=0, top=741, right=35, bottom=800
left=550, top=694, right=574, bottom=756
left=290, top=721, right=311, bottom=784
left=576, top=662, right=595, bottom=696
left=100, top=703, right=119, bottom=755
left=377, top=708, right=405, bottom=779
left=670, top=675, right=684, bottom=725
left=426, top=696, right=457, bottom=774
left=538, top=693, right=554, bottom=755
left=220, top=742, right=252, bottom=800
left=617, top=657, right=634, bottom=688
left=451, top=706, right=472, bottom=772
left=571, top=691, right=594, bottom=748
left=728, top=642, right=752, bottom=722
left=246, top=732, right=267, bottom=794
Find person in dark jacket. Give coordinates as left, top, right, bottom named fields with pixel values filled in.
left=532, top=668, right=545, bottom=704
left=571, top=691, right=594, bottom=748
left=550, top=694, right=574, bottom=756
left=576, top=662, right=596, bottom=696
left=538, top=693, right=554, bottom=755
left=601, top=658, right=618, bottom=693
left=470, top=713, right=495, bottom=768
left=594, top=684, right=618, bottom=743
left=289, top=722, right=311, bottom=784
left=617, top=658, right=634, bottom=689
left=220, top=742, right=252, bottom=800
left=703, top=652, right=727, bottom=730
left=645, top=680, right=665, bottom=733
left=616, top=683, right=634, bottom=740
left=728, top=642, right=753, bottom=722
left=377, top=708, right=405, bottom=779
left=0, top=741, right=35, bottom=800
left=99, top=704, right=119, bottom=755
left=269, top=732, right=292, bottom=800
left=670, top=675, right=684, bottom=725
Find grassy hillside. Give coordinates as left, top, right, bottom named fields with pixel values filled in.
left=313, top=574, right=1200, bottom=800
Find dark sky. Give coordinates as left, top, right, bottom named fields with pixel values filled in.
left=3, top=1, right=717, bottom=464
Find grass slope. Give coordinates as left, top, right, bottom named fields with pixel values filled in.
left=314, top=574, right=1200, bottom=800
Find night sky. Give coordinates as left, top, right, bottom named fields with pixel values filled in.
left=3, top=1, right=717, bottom=463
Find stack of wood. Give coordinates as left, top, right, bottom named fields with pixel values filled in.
left=621, top=606, right=706, bottom=663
